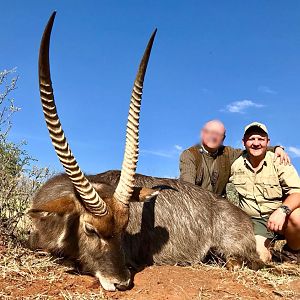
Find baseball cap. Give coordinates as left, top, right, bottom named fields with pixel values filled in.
left=244, top=122, right=268, bottom=135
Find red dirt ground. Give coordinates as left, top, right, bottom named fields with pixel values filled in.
left=0, top=233, right=299, bottom=300
left=1, top=264, right=300, bottom=300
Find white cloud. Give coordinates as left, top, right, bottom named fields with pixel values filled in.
left=174, top=144, right=183, bottom=151
left=288, top=146, right=300, bottom=158
left=140, top=149, right=173, bottom=158
left=258, top=86, right=277, bottom=95
left=222, top=100, right=265, bottom=114
left=141, top=145, right=183, bottom=158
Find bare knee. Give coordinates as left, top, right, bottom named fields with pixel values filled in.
left=255, top=235, right=272, bottom=263
left=287, top=208, right=300, bottom=230
left=285, top=208, right=300, bottom=250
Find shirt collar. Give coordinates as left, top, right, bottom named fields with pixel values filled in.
left=200, top=144, right=219, bottom=158
left=243, top=152, right=267, bottom=172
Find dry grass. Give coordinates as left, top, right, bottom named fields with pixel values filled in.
left=191, top=250, right=300, bottom=299
left=1, top=230, right=299, bottom=299
left=0, top=243, right=64, bottom=282
left=0, top=231, right=110, bottom=299
left=60, top=291, right=108, bottom=300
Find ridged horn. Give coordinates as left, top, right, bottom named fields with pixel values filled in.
left=39, top=12, right=107, bottom=216
left=113, top=29, right=157, bottom=205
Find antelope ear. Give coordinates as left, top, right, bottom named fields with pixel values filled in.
left=130, top=187, right=160, bottom=202
left=28, top=195, right=76, bottom=219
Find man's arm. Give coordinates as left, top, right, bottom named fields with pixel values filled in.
left=179, top=150, right=197, bottom=184
left=272, top=146, right=291, bottom=165
left=282, top=193, right=300, bottom=211
left=277, top=163, right=300, bottom=198
left=267, top=193, right=300, bottom=232
left=267, top=163, right=300, bottom=232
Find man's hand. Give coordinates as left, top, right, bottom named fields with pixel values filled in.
left=274, top=147, right=291, bottom=165
left=267, top=208, right=287, bottom=232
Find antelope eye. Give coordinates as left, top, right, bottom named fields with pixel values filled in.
left=105, top=235, right=114, bottom=240
left=84, top=223, right=98, bottom=236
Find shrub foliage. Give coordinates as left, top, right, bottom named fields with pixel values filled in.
left=0, top=68, right=51, bottom=241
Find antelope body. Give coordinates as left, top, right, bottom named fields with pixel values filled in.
left=29, top=12, right=261, bottom=292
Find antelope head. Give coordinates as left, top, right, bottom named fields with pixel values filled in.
left=29, top=12, right=157, bottom=291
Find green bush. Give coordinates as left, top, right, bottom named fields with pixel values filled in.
left=0, top=69, right=51, bottom=241
left=226, top=182, right=239, bottom=206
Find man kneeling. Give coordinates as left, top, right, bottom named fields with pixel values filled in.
left=230, top=122, right=300, bottom=263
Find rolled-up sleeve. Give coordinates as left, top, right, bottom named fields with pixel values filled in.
left=179, top=150, right=197, bottom=184
left=277, top=163, right=300, bottom=195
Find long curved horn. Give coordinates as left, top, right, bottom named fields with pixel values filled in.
left=39, top=12, right=107, bottom=216
left=113, top=29, right=157, bottom=205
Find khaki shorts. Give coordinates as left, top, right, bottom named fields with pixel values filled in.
left=251, top=216, right=276, bottom=240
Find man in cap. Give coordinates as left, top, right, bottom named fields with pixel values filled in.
left=179, top=120, right=289, bottom=197
left=230, top=122, right=300, bottom=263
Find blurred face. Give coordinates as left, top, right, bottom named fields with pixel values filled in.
left=243, top=128, right=270, bottom=159
left=201, top=121, right=225, bottom=151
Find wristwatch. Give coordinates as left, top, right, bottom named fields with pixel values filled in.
left=279, top=205, right=292, bottom=216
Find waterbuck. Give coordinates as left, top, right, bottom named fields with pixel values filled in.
left=29, top=12, right=262, bottom=292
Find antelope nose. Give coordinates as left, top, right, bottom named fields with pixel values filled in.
left=115, top=279, right=131, bottom=291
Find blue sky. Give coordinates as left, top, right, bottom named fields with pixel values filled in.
left=1, top=1, right=300, bottom=177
